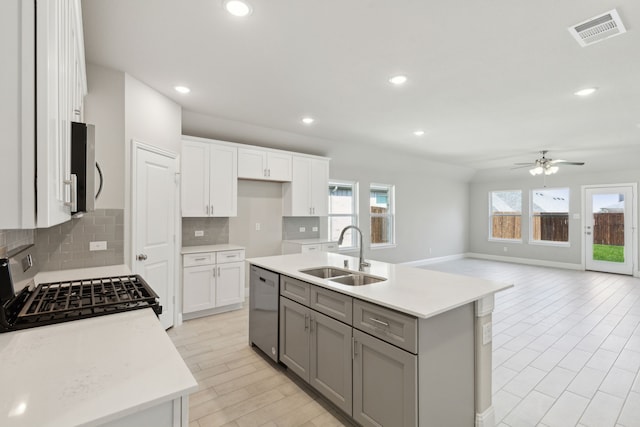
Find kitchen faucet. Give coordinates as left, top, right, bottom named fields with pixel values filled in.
left=337, top=226, right=370, bottom=271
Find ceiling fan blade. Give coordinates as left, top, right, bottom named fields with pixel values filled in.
left=513, top=162, right=535, bottom=166
left=511, top=164, right=534, bottom=170
left=550, top=160, right=585, bottom=165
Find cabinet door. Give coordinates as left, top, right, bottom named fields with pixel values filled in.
left=183, top=265, right=215, bottom=313
left=353, top=329, right=417, bottom=427
left=181, top=141, right=210, bottom=217
left=237, top=147, right=266, bottom=180
left=288, top=156, right=313, bottom=216
left=215, top=261, right=245, bottom=307
left=209, top=144, right=237, bottom=217
left=300, top=244, right=321, bottom=253
left=279, top=297, right=310, bottom=381
left=266, top=152, right=292, bottom=181
left=310, top=159, right=329, bottom=216
left=309, top=311, right=353, bottom=415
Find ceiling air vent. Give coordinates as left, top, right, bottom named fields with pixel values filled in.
left=568, top=9, right=627, bottom=47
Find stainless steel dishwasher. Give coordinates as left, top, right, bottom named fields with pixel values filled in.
left=249, top=265, right=280, bottom=362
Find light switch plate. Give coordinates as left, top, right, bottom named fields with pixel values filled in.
left=299, top=227, right=306, bottom=232
left=312, top=227, right=318, bottom=232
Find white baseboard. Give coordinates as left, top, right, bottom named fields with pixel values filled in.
left=475, top=406, right=495, bottom=427
left=466, top=252, right=584, bottom=271
left=401, top=253, right=466, bottom=267
left=182, top=302, right=244, bottom=321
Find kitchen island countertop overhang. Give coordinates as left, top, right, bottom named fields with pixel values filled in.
left=247, top=252, right=513, bottom=319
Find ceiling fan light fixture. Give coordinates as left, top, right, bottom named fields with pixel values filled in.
left=530, top=166, right=544, bottom=176
left=545, top=166, right=559, bottom=175
left=389, top=75, right=408, bottom=85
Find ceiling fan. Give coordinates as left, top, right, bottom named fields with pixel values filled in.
left=513, top=150, right=585, bottom=176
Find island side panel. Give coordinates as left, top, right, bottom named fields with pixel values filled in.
left=418, top=302, right=475, bottom=427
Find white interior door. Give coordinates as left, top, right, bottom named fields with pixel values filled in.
left=584, top=186, right=634, bottom=275
left=133, top=143, right=177, bottom=329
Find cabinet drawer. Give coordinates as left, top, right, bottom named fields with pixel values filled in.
left=321, top=243, right=339, bottom=253
left=300, top=244, right=321, bottom=253
left=183, top=252, right=215, bottom=267
left=216, top=250, right=245, bottom=264
left=310, top=285, right=353, bottom=324
left=280, top=275, right=310, bottom=306
left=353, top=300, right=418, bottom=353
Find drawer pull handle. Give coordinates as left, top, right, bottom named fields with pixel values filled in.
left=194, top=257, right=207, bottom=261
left=226, top=255, right=236, bottom=258
left=369, top=317, right=389, bottom=327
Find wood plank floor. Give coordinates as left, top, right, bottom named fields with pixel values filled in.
left=168, top=259, right=640, bottom=427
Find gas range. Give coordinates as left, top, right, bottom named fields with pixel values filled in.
left=0, top=248, right=161, bottom=333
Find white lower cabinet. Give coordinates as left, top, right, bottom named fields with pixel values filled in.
left=182, top=249, right=245, bottom=316
left=281, top=240, right=339, bottom=255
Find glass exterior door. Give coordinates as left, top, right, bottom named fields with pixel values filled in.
left=585, top=186, right=633, bottom=275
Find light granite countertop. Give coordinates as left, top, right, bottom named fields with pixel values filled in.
left=0, top=309, right=197, bottom=427
left=247, top=252, right=512, bottom=319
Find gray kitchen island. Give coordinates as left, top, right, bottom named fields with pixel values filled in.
left=248, top=252, right=512, bottom=427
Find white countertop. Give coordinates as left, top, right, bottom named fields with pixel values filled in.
left=0, top=309, right=197, bottom=427
left=181, top=244, right=245, bottom=254
left=247, top=253, right=512, bottom=319
left=283, top=238, right=338, bottom=244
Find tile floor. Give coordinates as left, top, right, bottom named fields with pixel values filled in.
left=425, top=259, right=640, bottom=427
left=168, top=259, right=640, bottom=426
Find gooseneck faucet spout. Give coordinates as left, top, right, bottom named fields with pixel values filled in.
left=337, top=226, right=371, bottom=271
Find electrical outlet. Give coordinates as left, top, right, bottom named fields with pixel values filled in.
left=255, top=223, right=261, bottom=231
left=194, top=230, right=204, bottom=237
left=89, top=241, right=107, bottom=251
left=299, top=227, right=306, bottom=232
left=573, top=213, right=580, bottom=220
left=503, top=247, right=508, bottom=252
left=312, top=226, right=318, bottom=232
left=482, top=322, right=492, bottom=345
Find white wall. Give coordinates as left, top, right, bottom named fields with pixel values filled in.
left=84, top=63, right=125, bottom=209
left=469, top=169, right=640, bottom=269
left=123, top=74, right=182, bottom=266
left=183, top=110, right=473, bottom=264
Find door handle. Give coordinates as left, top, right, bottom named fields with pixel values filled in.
left=586, top=232, right=592, bottom=235
left=136, top=254, right=148, bottom=261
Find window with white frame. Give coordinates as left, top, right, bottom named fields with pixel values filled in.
left=328, top=181, right=358, bottom=249
left=531, top=188, right=570, bottom=243
left=489, top=190, right=522, bottom=240
left=370, top=184, right=395, bottom=246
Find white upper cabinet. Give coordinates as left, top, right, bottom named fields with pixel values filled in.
left=181, top=138, right=237, bottom=217
left=238, top=147, right=292, bottom=181
left=283, top=156, right=330, bottom=217
left=1, top=0, right=86, bottom=229
left=36, top=0, right=87, bottom=227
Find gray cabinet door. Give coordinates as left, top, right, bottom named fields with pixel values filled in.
left=309, top=310, right=353, bottom=415
left=353, top=329, right=417, bottom=427
left=279, top=297, right=310, bottom=381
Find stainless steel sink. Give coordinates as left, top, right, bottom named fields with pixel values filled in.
left=299, top=267, right=353, bottom=279
left=330, top=273, right=386, bottom=286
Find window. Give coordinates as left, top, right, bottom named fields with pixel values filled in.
left=328, top=181, right=358, bottom=249
left=531, top=188, right=569, bottom=243
left=370, top=184, right=395, bottom=247
left=489, top=190, right=522, bottom=240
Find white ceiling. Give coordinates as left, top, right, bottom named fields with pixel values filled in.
left=82, top=0, right=640, bottom=176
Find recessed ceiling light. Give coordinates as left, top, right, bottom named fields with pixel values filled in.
left=301, top=117, right=315, bottom=125
left=574, top=87, right=597, bottom=97
left=174, top=86, right=190, bottom=94
left=224, top=0, right=252, bottom=17
left=413, top=130, right=425, bottom=136
left=389, top=75, right=408, bottom=85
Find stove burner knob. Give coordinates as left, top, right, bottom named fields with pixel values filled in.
left=136, top=254, right=148, bottom=261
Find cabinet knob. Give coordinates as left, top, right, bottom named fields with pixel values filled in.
left=136, top=254, right=148, bottom=261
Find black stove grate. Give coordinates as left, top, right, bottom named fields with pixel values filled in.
left=8, top=275, right=162, bottom=329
